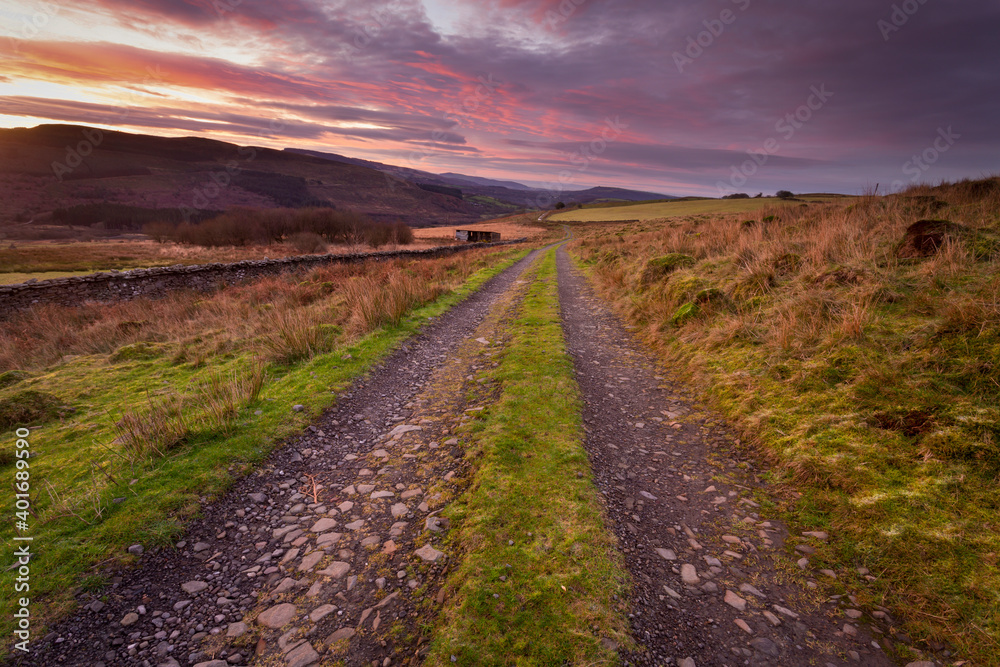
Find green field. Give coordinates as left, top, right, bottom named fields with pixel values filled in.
left=0, top=271, right=98, bottom=285
left=549, top=195, right=848, bottom=223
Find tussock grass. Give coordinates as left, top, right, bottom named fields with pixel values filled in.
left=429, top=250, right=630, bottom=666
left=569, top=177, right=1000, bottom=663
left=0, top=245, right=529, bottom=658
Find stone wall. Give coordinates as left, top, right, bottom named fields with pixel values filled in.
left=0, top=239, right=526, bottom=320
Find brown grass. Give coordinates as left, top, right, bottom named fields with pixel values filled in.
left=411, top=215, right=550, bottom=242
left=0, top=248, right=510, bottom=374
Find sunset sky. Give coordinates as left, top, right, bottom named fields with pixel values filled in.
left=1, top=0, right=997, bottom=196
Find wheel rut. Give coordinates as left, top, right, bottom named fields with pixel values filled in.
left=13, top=248, right=544, bottom=667
left=555, top=244, right=897, bottom=667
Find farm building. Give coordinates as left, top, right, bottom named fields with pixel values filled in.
left=455, top=229, right=501, bottom=243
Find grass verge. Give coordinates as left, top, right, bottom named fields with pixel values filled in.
left=568, top=178, right=1000, bottom=664
left=427, top=248, right=630, bottom=666
left=0, top=246, right=530, bottom=657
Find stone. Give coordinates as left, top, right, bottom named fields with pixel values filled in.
left=120, top=612, right=139, bottom=626
left=843, top=623, right=857, bottom=636
left=285, top=642, right=319, bottom=667
left=371, top=449, right=390, bottom=458
left=127, top=544, right=144, bottom=556
left=415, top=544, right=445, bottom=562
left=724, top=590, right=748, bottom=611
left=292, top=405, right=305, bottom=412
left=773, top=605, right=800, bottom=620
left=299, top=552, right=324, bottom=572
left=310, top=604, right=337, bottom=623
left=326, top=627, right=356, bottom=643
left=342, top=485, right=356, bottom=496
left=739, top=583, right=766, bottom=598
left=226, top=622, right=248, bottom=638
left=337, top=501, right=354, bottom=513
left=425, top=516, right=449, bottom=532
left=388, top=424, right=422, bottom=439
left=654, top=548, right=676, bottom=561
left=371, top=491, right=395, bottom=499
left=904, top=663, right=936, bottom=667
left=181, top=581, right=209, bottom=595
left=345, top=520, right=365, bottom=531
left=749, top=637, right=780, bottom=657
left=845, top=609, right=863, bottom=619
left=257, top=603, right=297, bottom=629
left=310, top=518, right=338, bottom=533
left=662, top=585, right=682, bottom=600
left=680, top=564, right=700, bottom=585
left=317, top=532, right=343, bottom=547
left=734, top=618, right=753, bottom=634
left=803, top=531, right=829, bottom=540
left=318, top=562, right=351, bottom=578
left=193, top=661, right=228, bottom=667
left=357, top=484, right=376, bottom=494
left=763, top=611, right=782, bottom=626
left=401, top=488, right=423, bottom=499
left=639, top=491, right=657, bottom=500
left=391, top=503, right=409, bottom=518
left=678, top=659, right=696, bottom=667
left=193, top=542, right=210, bottom=552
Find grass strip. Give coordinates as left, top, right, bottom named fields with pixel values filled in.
left=0, top=248, right=529, bottom=655
left=428, top=248, right=630, bottom=666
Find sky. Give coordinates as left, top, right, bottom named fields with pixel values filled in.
left=1, top=0, right=998, bottom=197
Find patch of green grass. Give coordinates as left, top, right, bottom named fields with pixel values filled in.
left=0, top=249, right=529, bottom=657
left=548, top=195, right=847, bottom=223
left=0, top=271, right=99, bottom=285
left=428, top=249, right=630, bottom=666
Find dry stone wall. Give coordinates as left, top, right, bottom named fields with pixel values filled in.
left=0, top=239, right=526, bottom=320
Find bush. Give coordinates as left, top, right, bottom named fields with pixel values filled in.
left=287, top=231, right=328, bottom=254
left=640, top=254, right=696, bottom=284
left=723, top=193, right=750, bottom=199
left=776, top=190, right=794, bottom=199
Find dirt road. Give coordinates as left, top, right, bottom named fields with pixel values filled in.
left=13, top=244, right=904, bottom=667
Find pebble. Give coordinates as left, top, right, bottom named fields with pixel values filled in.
left=120, top=612, right=139, bottom=626
left=415, top=544, right=445, bottom=562
left=127, top=544, right=144, bottom=556
left=724, top=590, right=747, bottom=611
left=226, top=622, right=247, bottom=638
left=181, top=581, right=208, bottom=595
left=257, top=603, right=297, bottom=629
left=680, top=564, right=700, bottom=585
left=318, top=562, right=351, bottom=578
left=734, top=618, right=753, bottom=634
left=654, top=548, right=676, bottom=561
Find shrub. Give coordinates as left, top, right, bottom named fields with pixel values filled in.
left=776, top=190, right=794, bottom=199
left=639, top=254, right=696, bottom=284
left=287, top=231, right=328, bottom=254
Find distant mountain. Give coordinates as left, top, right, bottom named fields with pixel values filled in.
left=286, top=148, right=675, bottom=209
left=437, top=173, right=533, bottom=191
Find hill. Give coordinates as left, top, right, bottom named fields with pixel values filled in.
left=0, top=125, right=513, bottom=229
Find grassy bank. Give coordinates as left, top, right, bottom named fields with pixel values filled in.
left=428, top=249, right=630, bottom=666
left=568, top=178, right=1000, bottom=664
left=548, top=194, right=849, bottom=223
left=0, top=246, right=528, bottom=654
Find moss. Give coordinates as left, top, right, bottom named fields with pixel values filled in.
left=0, top=370, right=32, bottom=389
left=639, top=253, right=695, bottom=284
left=0, top=390, right=65, bottom=429
left=109, top=342, right=168, bottom=363
left=670, top=301, right=699, bottom=326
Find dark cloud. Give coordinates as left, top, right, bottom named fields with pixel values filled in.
left=4, top=0, right=999, bottom=194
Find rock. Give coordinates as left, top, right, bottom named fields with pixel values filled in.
left=285, top=641, right=319, bottom=667
left=415, top=544, right=445, bottom=562
left=181, top=581, right=209, bottom=595
left=390, top=503, right=409, bottom=518
left=292, top=405, right=305, bottom=412
left=318, top=562, right=351, bottom=578
left=680, top=564, right=700, bottom=585
left=763, top=611, right=782, bottom=626
left=734, top=618, right=753, bottom=634
left=249, top=493, right=267, bottom=504
left=654, top=548, right=676, bottom=561
left=274, top=578, right=302, bottom=595
left=678, top=659, right=696, bottom=667
left=845, top=609, right=863, bottom=619
left=158, top=659, right=181, bottom=667
left=662, top=585, right=682, bottom=599
left=193, top=542, right=210, bottom=553
left=639, top=491, right=657, bottom=500
left=388, top=424, right=422, bottom=439
left=803, top=531, right=829, bottom=540
left=193, top=661, right=228, bottom=667
left=226, top=622, right=248, bottom=638
left=749, top=637, right=780, bottom=657
left=401, top=488, right=423, bottom=499
left=120, top=612, right=139, bottom=626
left=371, top=491, right=395, bottom=499
left=904, top=663, right=936, bottom=667
left=310, top=604, right=336, bottom=623
left=739, top=583, right=766, bottom=598
left=357, top=484, right=376, bottom=494
left=724, top=590, right=747, bottom=611
left=425, top=516, right=449, bottom=532
left=773, top=604, right=799, bottom=620
left=337, top=501, right=354, bottom=513
left=257, top=603, right=297, bottom=629
left=127, top=544, right=144, bottom=556
left=310, top=518, right=338, bottom=533
left=820, top=569, right=837, bottom=579
left=843, top=623, right=857, bottom=636
left=299, top=552, right=325, bottom=572
left=326, top=627, right=356, bottom=643
left=370, top=449, right=390, bottom=458
left=345, top=520, right=365, bottom=531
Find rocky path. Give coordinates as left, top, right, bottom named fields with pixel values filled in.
left=555, top=244, right=899, bottom=667
left=13, top=248, right=542, bottom=667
